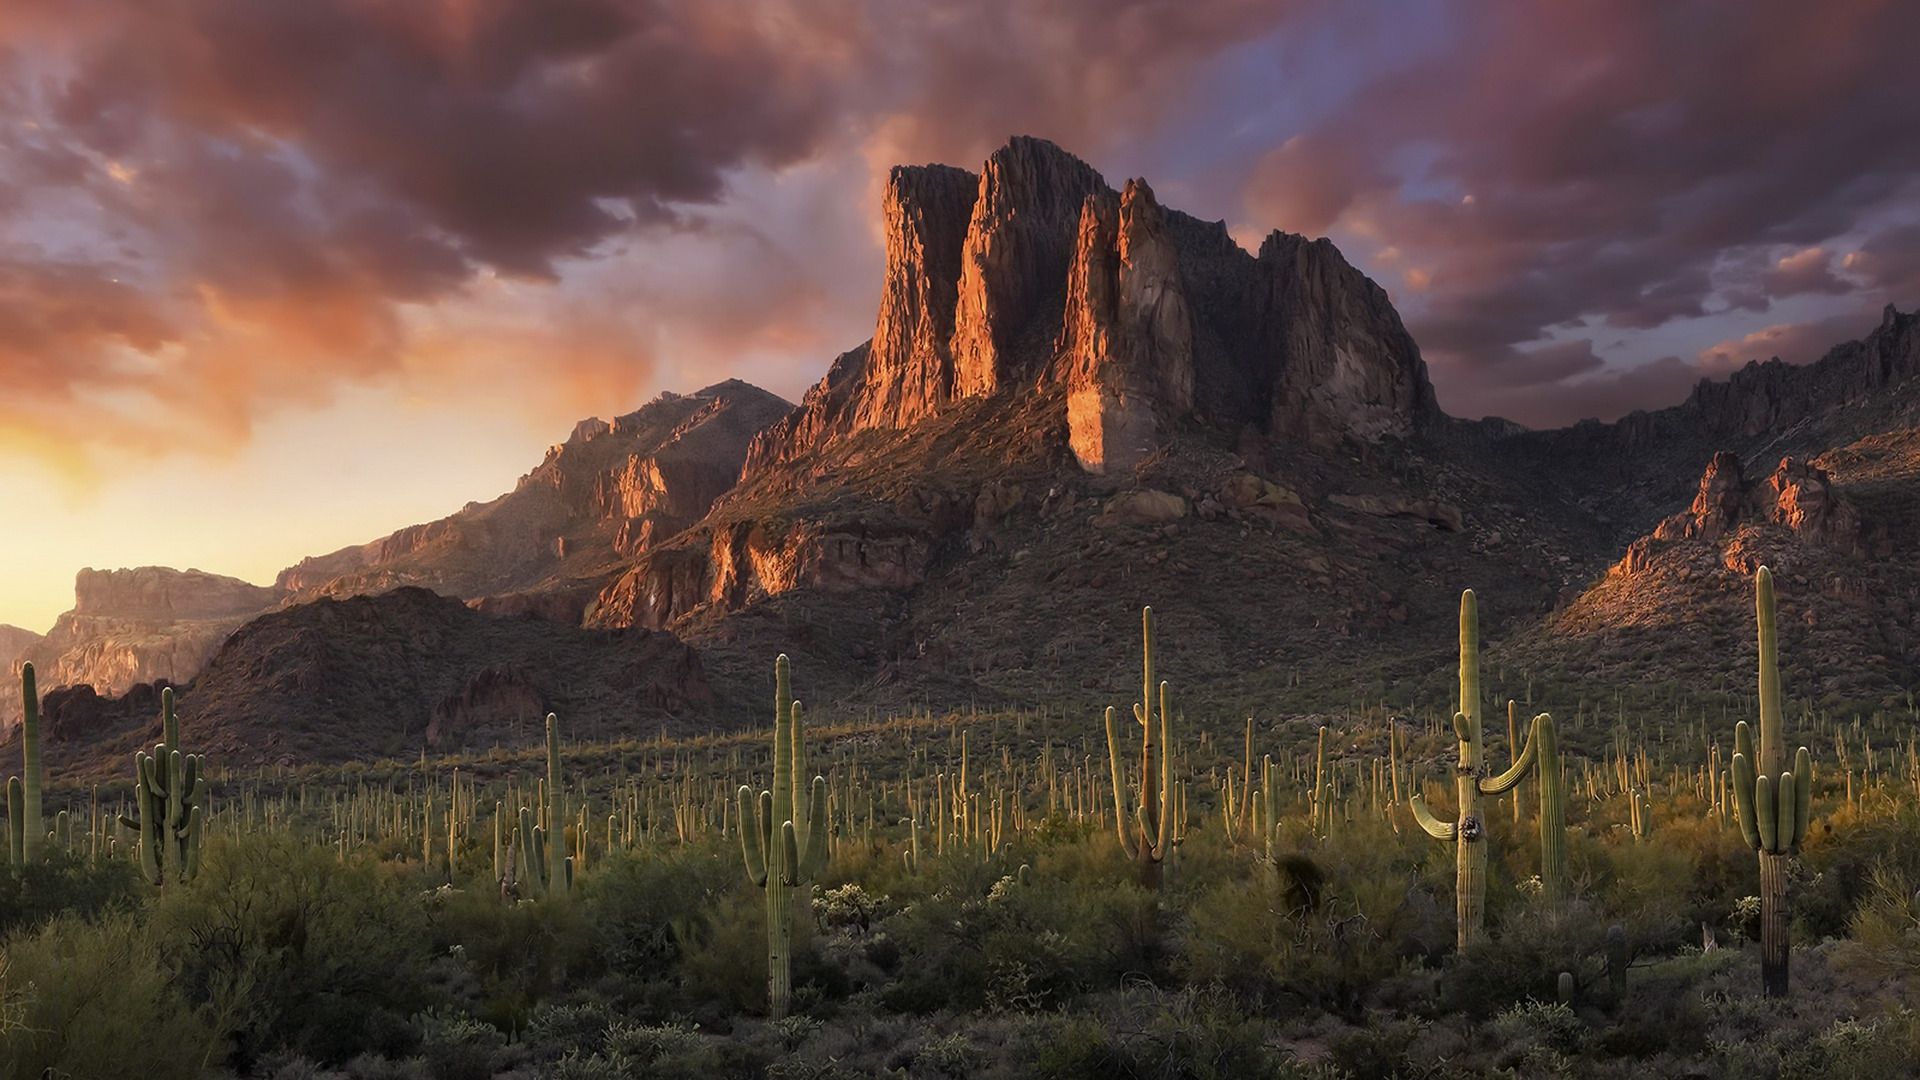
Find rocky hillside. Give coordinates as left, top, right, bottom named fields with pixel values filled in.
left=14, top=138, right=1920, bottom=773
left=1496, top=427, right=1920, bottom=712
left=5, top=567, right=282, bottom=732
left=279, top=378, right=792, bottom=620
left=30, top=587, right=713, bottom=778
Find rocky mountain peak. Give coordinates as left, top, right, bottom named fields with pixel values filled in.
left=748, top=136, right=1440, bottom=479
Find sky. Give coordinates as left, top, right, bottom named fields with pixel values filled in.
left=2, top=0, right=1918, bottom=633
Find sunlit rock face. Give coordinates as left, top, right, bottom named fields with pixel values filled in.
left=1616, top=451, right=1867, bottom=579
left=12, top=568, right=282, bottom=719
left=589, top=516, right=937, bottom=631
left=746, top=136, right=1440, bottom=481
left=1061, top=180, right=1196, bottom=473
left=1651, top=451, right=1862, bottom=553
left=280, top=379, right=792, bottom=606
left=855, top=163, right=981, bottom=431
left=950, top=137, right=1113, bottom=400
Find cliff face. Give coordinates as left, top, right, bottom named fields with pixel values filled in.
left=747, top=137, right=1439, bottom=478
left=12, top=567, right=282, bottom=719
left=1679, top=305, right=1920, bottom=438
left=280, top=379, right=792, bottom=611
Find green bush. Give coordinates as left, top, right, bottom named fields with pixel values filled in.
left=0, top=911, right=214, bottom=1080
left=149, top=832, right=435, bottom=1068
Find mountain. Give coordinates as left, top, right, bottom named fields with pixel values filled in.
left=14, top=137, right=1920, bottom=776
left=278, top=378, right=792, bottom=620
left=5, top=568, right=283, bottom=732
left=6, top=380, right=790, bottom=729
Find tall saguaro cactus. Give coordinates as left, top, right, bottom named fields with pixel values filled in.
left=1731, top=566, right=1812, bottom=998
left=121, top=687, right=205, bottom=886
left=1411, top=590, right=1548, bottom=948
left=1535, top=711, right=1568, bottom=902
left=1105, top=606, right=1176, bottom=888
left=515, top=714, right=573, bottom=898
left=9, top=663, right=45, bottom=863
left=738, top=654, right=829, bottom=1019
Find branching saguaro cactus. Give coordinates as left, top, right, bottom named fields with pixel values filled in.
left=1411, top=590, right=1548, bottom=948
left=738, top=654, right=828, bottom=1020
left=8, top=662, right=46, bottom=863
left=1105, top=606, right=1176, bottom=889
left=119, top=687, right=205, bottom=886
left=515, top=714, right=572, bottom=898
left=1732, top=566, right=1812, bottom=998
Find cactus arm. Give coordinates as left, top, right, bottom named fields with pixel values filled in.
left=1735, top=720, right=1754, bottom=766
left=1774, top=773, right=1796, bottom=854
left=7, top=776, right=21, bottom=864
left=1154, top=680, right=1173, bottom=857
left=779, top=820, right=801, bottom=886
left=739, top=785, right=768, bottom=886
left=1755, top=774, right=1777, bottom=852
left=800, top=776, right=830, bottom=880
left=1732, top=751, right=1761, bottom=849
left=1104, top=706, right=1140, bottom=860
left=1792, top=748, right=1812, bottom=846
left=1410, top=795, right=1458, bottom=841
left=1479, top=713, right=1544, bottom=795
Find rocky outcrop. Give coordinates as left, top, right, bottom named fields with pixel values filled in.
left=1650, top=452, right=1862, bottom=551
left=1060, top=181, right=1196, bottom=473
left=72, top=566, right=278, bottom=621
left=1, top=624, right=43, bottom=674
left=1612, top=451, right=1868, bottom=577
left=1255, top=233, right=1438, bottom=445
left=12, top=567, right=281, bottom=717
left=746, top=137, right=1440, bottom=482
left=855, top=165, right=980, bottom=430
left=281, top=379, right=792, bottom=609
left=590, top=516, right=937, bottom=630
left=951, top=137, right=1113, bottom=398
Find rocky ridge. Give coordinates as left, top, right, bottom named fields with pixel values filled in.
left=11, top=138, right=1920, bottom=773
left=6, top=567, right=283, bottom=732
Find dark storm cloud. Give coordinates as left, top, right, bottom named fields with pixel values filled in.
left=1244, top=0, right=1920, bottom=426
left=0, top=0, right=1304, bottom=462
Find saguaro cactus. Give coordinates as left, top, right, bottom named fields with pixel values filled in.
left=1730, top=566, right=1812, bottom=998
left=1411, top=590, right=1548, bottom=948
left=1105, top=606, right=1176, bottom=888
left=516, top=714, right=573, bottom=897
left=1536, top=712, right=1568, bottom=902
left=8, top=663, right=46, bottom=863
left=120, top=687, right=205, bottom=886
left=738, top=654, right=829, bottom=1019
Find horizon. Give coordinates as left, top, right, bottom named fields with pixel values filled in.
left=3, top=1, right=1918, bottom=633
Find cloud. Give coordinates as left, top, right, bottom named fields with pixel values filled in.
left=1239, top=0, right=1920, bottom=426
left=0, top=0, right=1315, bottom=473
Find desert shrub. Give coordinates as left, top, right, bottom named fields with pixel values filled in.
left=523, top=998, right=618, bottom=1057
left=1439, top=898, right=1611, bottom=1018
left=879, top=846, right=1156, bottom=1014
left=427, top=877, right=594, bottom=1028
left=0, top=848, right=143, bottom=937
left=678, top=877, right=782, bottom=1017
left=412, top=1008, right=512, bottom=1080
left=149, top=832, right=435, bottom=1069
left=0, top=911, right=214, bottom=1080
left=578, top=840, right=739, bottom=1008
